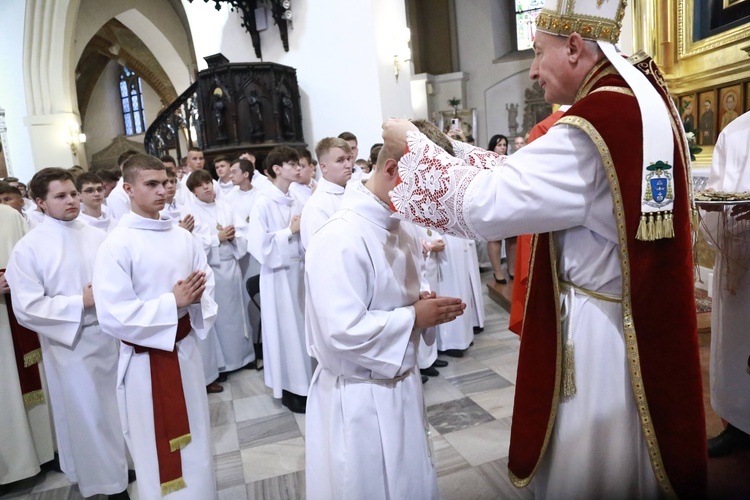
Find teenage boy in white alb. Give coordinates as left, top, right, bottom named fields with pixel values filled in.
left=93, top=154, right=219, bottom=499
left=305, top=146, right=466, bottom=500
left=187, top=169, right=255, bottom=373
left=300, top=137, right=352, bottom=249
left=247, top=146, right=311, bottom=413
left=6, top=168, right=130, bottom=499
left=289, top=148, right=316, bottom=204
left=75, top=172, right=116, bottom=232
left=214, top=156, right=235, bottom=198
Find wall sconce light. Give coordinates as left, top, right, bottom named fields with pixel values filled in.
left=393, top=27, right=412, bottom=82
left=64, top=122, right=86, bottom=157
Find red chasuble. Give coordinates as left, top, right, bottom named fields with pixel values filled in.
left=508, top=56, right=707, bottom=498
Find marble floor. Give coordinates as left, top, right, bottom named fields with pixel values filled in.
left=2, top=272, right=749, bottom=499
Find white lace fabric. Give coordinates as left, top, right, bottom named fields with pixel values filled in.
left=390, top=131, right=503, bottom=240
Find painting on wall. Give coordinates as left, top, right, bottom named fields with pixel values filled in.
left=697, top=90, right=718, bottom=146
left=718, top=84, right=743, bottom=133
left=679, top=94, right=698, bottom=133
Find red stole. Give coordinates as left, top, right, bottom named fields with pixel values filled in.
left=1, top=268, right=45, bottom=409
left=508, top=59, right=707, bottom=498
left=124, top=314, right=193, bottom=496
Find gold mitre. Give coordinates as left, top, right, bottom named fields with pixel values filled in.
left=535, top=0, right=627, bottom=45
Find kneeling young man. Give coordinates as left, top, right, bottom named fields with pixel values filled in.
left=93, top=154, right=219, bottom=499
left=304, top=147, right=466, bottom=500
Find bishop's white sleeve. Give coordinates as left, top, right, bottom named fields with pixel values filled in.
left=247, top=201, right=293, bottom=269
left=5, top=246, right=84, bottom=346
left=305, top=228, right=416, bottom=379
left=391, top=126, right=600, bottom=241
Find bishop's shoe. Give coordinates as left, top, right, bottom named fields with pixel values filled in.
left=707, top=424, right=750, bottom=457
left=420, top=366, right=440, bottom=377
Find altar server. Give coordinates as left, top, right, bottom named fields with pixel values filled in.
left=6, top=168, right=129, bottom=498
left=93, top=154, right=219, bottom=499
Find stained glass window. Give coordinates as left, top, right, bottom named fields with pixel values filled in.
left=515, top=0, right=544, bottom=51
left=119, top=67, right=146, bottom=135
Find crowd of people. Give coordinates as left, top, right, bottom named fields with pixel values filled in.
left=0, top=128, right=487, bottom=499
left=2, top=0, right=749, bottom=497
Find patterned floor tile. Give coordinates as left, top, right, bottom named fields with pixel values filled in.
left=427, top=397, right=495, bottom=434
left=475, top=458, right=534, bottom=499
left=212, top=422, right=241, bottom=455
left=237, top=413, right=301, bottom=450
left=241, top=437, right=305, bottom=483
left=214, top=450, right=246, bottom=491
left=429, top=431, right=472, bottom=477
left=210, top=400, right=236, bottom=427
left=436, top=465, right=503, bottom=500
left=246, top=470, right=305, bottom=500
left=234, top=393, right=288, bottom=423
left=469, top=386, right=516, bottom=420
left=442, top=419, right=511, bottom=466
left=445, top=368, right=513, bottom=395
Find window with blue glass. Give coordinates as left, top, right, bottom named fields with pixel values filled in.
left=119, top=67, right=145, bottom=135
left=515, top=0, right=544, bottom=51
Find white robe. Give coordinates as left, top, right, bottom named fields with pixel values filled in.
left=289, top=180, right=314, bottom=205
left=77, top=207, right=116, bottom=232
left=6, top=217, right=128, bottom=497
left=224, top=187, right=262, bottom=343
left=394, top=129, right=660, bottom=498
left=305, top=181, right=438, bottom=500
left=247, top=185, right=312, bottom=398
left=300, top=177, right=345, bottom=249
left=107, top=178, right=131, bottom=220
left=421, top=232, right=475, bottom=351
left=465, top=239, right=485, bottom=328
left=0, top=205, right=55, bottom=485
left=217, top=179, right=235, bottom=198
left=701, top=110, right=750, bottom=434
left=25, top=209, right=45, bottom=229
left=93, top=212, right=219, bottom=500
left=190, top=198, right=254, bottom=371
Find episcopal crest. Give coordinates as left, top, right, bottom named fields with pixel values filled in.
left=643, top=160, right=674, bottom=207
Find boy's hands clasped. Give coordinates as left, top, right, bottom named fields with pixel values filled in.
left=173, top=270, right=207, bottom=308
left=413, top=291, right=466, bottom=329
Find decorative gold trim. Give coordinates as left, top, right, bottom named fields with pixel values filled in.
left=590, top=86, right=635, bottom=97
left=23, top=348, right=42, bottom=367
left=555, top=115, right=676, bottom=498
left=575, top=60, right=617, bottom=103
left=23, top=389, right=45, bottom=409
left=508, top=235, right=563, bottom=488
left=169, top=433, right=192, bottom=452
left=161, top=477, right=187, bottom=496
left=678, top=1, right=750, bottom=58
left=536, top=11, right=622, bottom=44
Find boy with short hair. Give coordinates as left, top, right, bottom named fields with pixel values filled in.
left=6, top=168, right=130, bottom=499
left=93, top=154, right=219, bottom=499
left=186, top=169, right=255, bottom=374
left=0, top=183, right=27, bottom=216
left=247, top=146, right=311, bottom=413
left=289, top=148, right=316, bottom=204
left=213, top=156, right=235, bottom=198
left=75, top=172, right=115, bottom=232
left=107, top=150, right=140, bottom=219
left=300, top=137, right=352, bottom=248
left=160, top=168, right=196, bottom=234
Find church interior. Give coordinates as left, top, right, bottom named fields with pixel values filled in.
left=2, top=0, right=750, bottom=498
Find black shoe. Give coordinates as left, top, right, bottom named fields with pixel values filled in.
left=40, top=452, right=62, bottom=473
left=420, top=366, right=440, bottom=377
left=708, top=424, right=750, bottom=457
left=217, top=372, right=229, bottom=383
left=473, top=326, right=484, bottom=334
left=440, top=349, right=465, bottom=358
left=206, top=382, right=224, bottom=394
left=108, top=490, right=130, bottom=500
left=421, top=375, right=429, bottom=384
left=243, top=360, right=257, bottom=370
left=508, top=273, right=515, bottom=281
left=128, top=470, right=136, bottom=483
left=432, top=359, right=448, bottom=368
left=281, top=390, right=307, bottom=414
left=493, top=273, right=507, bottom=285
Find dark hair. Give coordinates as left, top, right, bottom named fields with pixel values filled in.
left=160, top=155, right=177, bottom=165
left=297, top=148, right=313, bottom=164
left=165, top=168, right=177, bottom=179
left=122, top=154, right=166, bottom=184
left=188, top=147, right=203, bottom=154
left=411, top=119, right=455, bottom=156
left=213, top=155, right=231, bottom=165
left=186, top=169, right=214, bottom=192
left=0, top=183, right=22, bottom=197
left=488, top=134, right=508, bottom=152
left=264, top=146, right=299, bottom=179
left=29, top=167, right=75, bottom=202
left=337, top=131, right=357, bottom=143
left=117, top=150, right=140, bottom=169
left=97, top=169, right=121, bottom=183
left=369, top=145, right=382, bottom=165
left=3, top=176, right=20, bottom=183
left=233, top=159, right=255, bottom=178
left=75, top=172, right=103, bottom=192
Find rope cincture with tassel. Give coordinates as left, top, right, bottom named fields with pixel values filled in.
left=562, top=338, right=577, bottom=399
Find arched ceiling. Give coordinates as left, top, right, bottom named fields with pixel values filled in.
left=76, top=18, right=178, bottom=125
